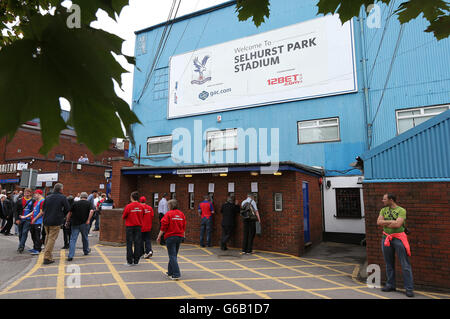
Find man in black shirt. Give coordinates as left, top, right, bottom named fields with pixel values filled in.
left=65, top=192, right=94, bottom=261
left=42, top=183, right=70, bottom=265
left=220, top=197, right=240, bottom=250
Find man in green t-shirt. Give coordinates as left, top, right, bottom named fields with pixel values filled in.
left=377, top=193, right=414, bottom=297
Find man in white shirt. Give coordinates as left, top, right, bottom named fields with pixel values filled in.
left=158, top=193, right=169, bottom=245
left=241, top=193, right=261, bottom=255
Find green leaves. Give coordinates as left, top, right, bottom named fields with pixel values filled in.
left=234, top=0, right=449, bottom=40
left=316, top=0, right=449, bottom=40
left=0, top=5, right=139, bottom=155
left=235, top=0, right=270, bottom=27
left=395, top=0, right=450, bottom=40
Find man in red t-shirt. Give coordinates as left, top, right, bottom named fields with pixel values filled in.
left=157, top=199, right=186, bottom=280
left=122, top=191, right=144, bottom=266
left=198, top=195, right=214, bottom=247
left=139, top=196, right=154, bottom=258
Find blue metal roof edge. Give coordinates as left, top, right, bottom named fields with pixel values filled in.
left=135, top=1, right=237, bottom=35
left=121, top=164, right=323, bottom=177
left=363, top=178, right=450, bottom=183
left=360, top=109, right=450, bottom=161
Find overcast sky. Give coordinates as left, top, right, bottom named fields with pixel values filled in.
left=86, top=0, right=228, bottom=109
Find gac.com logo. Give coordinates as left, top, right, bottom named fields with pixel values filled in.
left=199, top=91, right=209, bottom=100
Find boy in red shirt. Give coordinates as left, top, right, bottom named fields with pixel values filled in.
left=157, top=199, right=186, bottom=280
left=139, top=196, right=154, bottom=258
left=122, top=191, right=144, bottom=266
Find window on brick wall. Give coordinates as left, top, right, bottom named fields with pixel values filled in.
left=189, top=192, right=195, bottom=210
left=153, top=193, right=159, bottom=208
left=335, top=188, right=362, bottom=218
left=274, top=193, right=283, bottom=211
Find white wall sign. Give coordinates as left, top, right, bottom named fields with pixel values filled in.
left=168, top=15, right=356, bottom=118
left=251, top=182, right=258, bottom=193
left=176, top=167, right=228, bottom=175
left=208, top=183, right=215, bottom=193
left=37, top=173, right=58, bottom=183
left=228, top=182, right=235, bottom=193
left=170, top=183, right=176, bottom=192
left=188, top=183, right=194, bottom=193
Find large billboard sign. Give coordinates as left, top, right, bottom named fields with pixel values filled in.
left=168, top=15, right=357, bottom=119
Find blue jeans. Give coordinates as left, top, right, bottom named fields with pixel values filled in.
left=200, top=217, right=212, bottom=246
left=68, top=224, right=90, bottom=258
left=166, top=236, right=182, bottom=278
left=381, top=236, right=414, bottom=291
left=18, top=219, right=31, bottom=249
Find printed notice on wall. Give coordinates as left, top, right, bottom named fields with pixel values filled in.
left=170, top=184, right=176, bottom=192
left=208, top=183, right=215, bottom=193
left=251, top=182, right=258, bottom=193
left=188, top=184, right=194, bottom=193
left=228, top=182, right=235, bottom=193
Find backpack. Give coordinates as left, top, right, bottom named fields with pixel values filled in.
left=240, top=202, right=258, bottom=222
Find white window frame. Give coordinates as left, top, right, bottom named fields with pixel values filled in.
left=274, top=193, right=283, bottom=212
left=297, top=117, right=340, bottom=144
left=147, top=135, right=172, bottom=155
left=206, top=128, right=238, bottom=152
left=396, top=104, right=450, bottom=135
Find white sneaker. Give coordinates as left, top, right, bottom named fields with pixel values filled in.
left=143, top=253, right=149, bottom=258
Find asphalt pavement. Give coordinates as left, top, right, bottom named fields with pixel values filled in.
left=0, top=232, right=449, bottom=300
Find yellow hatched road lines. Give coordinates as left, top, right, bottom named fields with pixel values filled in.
left=253, top=253, right=389, bottom=299
left=178, top=253, right=271, bottom=299
left=144, top=251, right=203, bottom=299
left=1, top=243, right=449, bottom=300
left=94, top=246, right=134, bottom=299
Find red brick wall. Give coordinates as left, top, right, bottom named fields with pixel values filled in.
left=110, top=158, right=136, bottom=207
left=0, top=127, right=125, bottom=163
left=129, top=170, right=322, bottom=256
left=0, top=159, right=111, bottom=195
left=363, top=182, right=450, bottom=289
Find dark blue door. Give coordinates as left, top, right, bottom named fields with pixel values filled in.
left=303, top=182, right=310, bottom=243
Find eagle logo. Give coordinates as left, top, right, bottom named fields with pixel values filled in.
left=191, top=55, right=211, bottom=85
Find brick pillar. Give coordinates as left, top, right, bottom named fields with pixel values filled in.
left=111, top=157, right=136, bottom=208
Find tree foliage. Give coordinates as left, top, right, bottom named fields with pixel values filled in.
left=0, top=0, right=139, bottom=155
left=237, top=0, right=449, bottom=40
left=0, top=0, right=448, bottom=155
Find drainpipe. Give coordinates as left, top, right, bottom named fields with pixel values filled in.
left=358, top=10, right=372, bottom=150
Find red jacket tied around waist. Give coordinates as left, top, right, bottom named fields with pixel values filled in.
left=160, top=209, right=186, bottom=240
left=383, top=231, right=411, bottom=256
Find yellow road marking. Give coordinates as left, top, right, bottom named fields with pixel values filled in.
left=254, top=253, right=389, bottom=299
left=1, top=252, right=44, bottom=294
left=228, top=259, right=330, bottom=299
left=95, top=246, right=134, bottom=299
left=144, top=253, right=203, bottom=299
left=56, top=249, right=66, bottom=299
left=179, top=254, right=271, bottom=299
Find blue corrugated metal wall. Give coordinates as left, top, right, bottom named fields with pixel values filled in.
left=130, top=0, right=450, bottom=177
left=361, top=109, right=450, bottom=181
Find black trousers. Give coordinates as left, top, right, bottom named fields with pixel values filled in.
left=158, top=213, right=165, bottom=245
left=30, top=224, right=42, bottom=251
left=63, top=224, right=71, bottom=247
left=1, top=216, right=13, bottom=235
left=242, top=220, right=256, bottom=253
left=221, top=225, right=233, bottom=248
left=126, top=226, right=142, bottom=264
